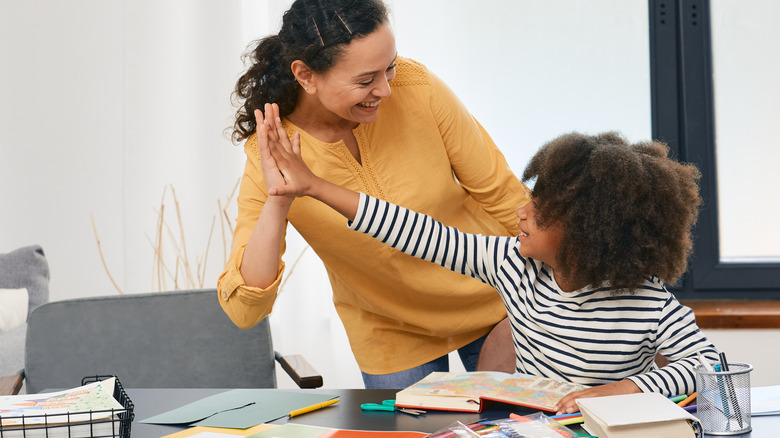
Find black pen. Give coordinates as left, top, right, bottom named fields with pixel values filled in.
left=719, top=352, right=744, bottom=428
left=719, top=352, right=730, bottom=372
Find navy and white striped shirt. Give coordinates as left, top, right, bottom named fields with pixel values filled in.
left=349, top=194, right=718, bottom=396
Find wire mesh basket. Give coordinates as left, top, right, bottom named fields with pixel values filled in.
left=0, top=375, right=134, bottom=438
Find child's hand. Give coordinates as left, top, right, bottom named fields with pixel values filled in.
left=257, top=103, right=360, bottom=220
left=257, top=103, right=318, bottom=198
left=553, top=379, right=641, bottom=415
left=256, top=103, right=292, bottom=203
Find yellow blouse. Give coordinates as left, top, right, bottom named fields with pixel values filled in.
left=218, top=57, right=530, bottom=374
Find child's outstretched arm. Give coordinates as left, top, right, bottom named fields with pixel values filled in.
left=259, top=105, right=359, bottom=221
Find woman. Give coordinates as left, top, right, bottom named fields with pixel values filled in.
left=218, top=0, right=530, bottom=388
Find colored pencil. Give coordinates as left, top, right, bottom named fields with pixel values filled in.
left=678, top=392, right=697, bottom=407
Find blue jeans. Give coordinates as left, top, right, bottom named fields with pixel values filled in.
left=361, top=334, right=487, bottom=389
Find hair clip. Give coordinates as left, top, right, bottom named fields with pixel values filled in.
left=335, top=11, right=352, bottom=34
left=312, top=18, right=325, bottom=45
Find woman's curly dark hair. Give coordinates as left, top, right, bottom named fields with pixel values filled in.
left=230, top=0, right=389, bottom=143
left=522, top=131, right=701, bottom=292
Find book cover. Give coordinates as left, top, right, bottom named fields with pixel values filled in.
left=575, top=392, right=702, bottom=438
left=394, top=371, right=588, bottom=413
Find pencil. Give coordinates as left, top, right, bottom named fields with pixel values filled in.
left=556, top=416, right=584, bottom=426
left=551, top=412, right=582, bottom=420
left=677, top=392, right=697, bottom=407
left=288, top=398, right=339, bottom=417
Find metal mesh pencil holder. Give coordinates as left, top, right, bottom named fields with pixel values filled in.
left=694, top=362, right=753, bottom=435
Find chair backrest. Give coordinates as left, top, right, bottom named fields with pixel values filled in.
left=24, top=289, right=276, bottom=393
left=476, top=317, right=516, bottom=373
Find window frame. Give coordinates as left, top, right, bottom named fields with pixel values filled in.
left=649, top=0, right=780, bottom=299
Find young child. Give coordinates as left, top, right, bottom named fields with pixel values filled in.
left=256, top=105, right=719, bottom=414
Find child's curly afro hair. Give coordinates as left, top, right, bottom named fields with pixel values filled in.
left=522, top=131, right=701, bottom=292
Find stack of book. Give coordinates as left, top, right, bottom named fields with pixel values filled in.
left=575, top=392, right=702, bottom=438
left=0, top=377, right=130, bottom=438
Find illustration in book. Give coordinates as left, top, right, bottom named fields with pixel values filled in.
left=395, top=371, right=588, bottom=412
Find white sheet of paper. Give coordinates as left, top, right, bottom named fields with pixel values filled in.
left=752, top=385, right=780, bottom=416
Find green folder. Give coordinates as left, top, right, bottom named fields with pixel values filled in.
left=140, top=389, right=338, bottom=429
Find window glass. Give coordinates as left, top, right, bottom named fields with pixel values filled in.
left=711, top=0, right=780, bottom=261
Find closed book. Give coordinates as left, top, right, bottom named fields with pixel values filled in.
left=394, top=371, right=587, bottom=413
left=576, top=392, right=702, bottom=438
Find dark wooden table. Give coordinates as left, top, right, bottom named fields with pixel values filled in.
left=125, top=388, right=776, bottom=438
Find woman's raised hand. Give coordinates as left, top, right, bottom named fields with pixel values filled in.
left=257, top=102, right=359, bottom=220
left=256, top=103, right=293, bottom=202
left=257, top=103, right=319, bottom=198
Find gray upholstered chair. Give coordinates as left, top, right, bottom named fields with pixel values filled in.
left=1, top=288, right=321, bottom=395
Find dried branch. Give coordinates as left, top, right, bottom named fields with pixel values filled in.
left=170, top=185, right=195, bottom=288
left=218, top=199, right=227, bottom=265
left=145, top=233, right=176, bottom=285
left=155, top=204, right=166, bottom=291
left=94, top=182, right=232, bottom=294
left=222, top=177, right=241, bottom=238
left=161, top=218, right=188, bottom=287
left=199, top=216, right=216, bottom=288
left=174, top=255, right=180, bottom=290
left=155, top=186, right=169, bottom=291
left=90, top=213, right=124, bottom=294
left=222, top=208, right=234, bottom=241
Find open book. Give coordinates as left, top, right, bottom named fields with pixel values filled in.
left=394, top=371, right=588, bottom=413
left=576, top=392, right=702, bottom=438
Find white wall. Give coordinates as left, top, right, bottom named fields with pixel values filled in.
left=1, top=0, right=247, bottom=298
left=2, top=0, right=778, bottom=390
left=2, top=1, right=128, bottom=294
left=702, top=330, right=780, bottom=387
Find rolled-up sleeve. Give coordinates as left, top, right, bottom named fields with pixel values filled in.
left=217, top=136, right=288, bottom=329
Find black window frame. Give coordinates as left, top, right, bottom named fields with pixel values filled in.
left=649, top=0, right=780, bottom=299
